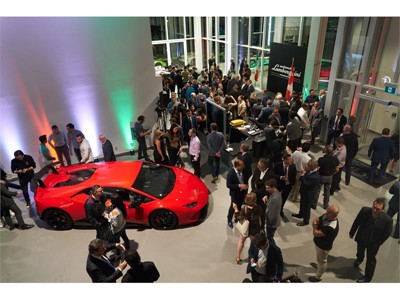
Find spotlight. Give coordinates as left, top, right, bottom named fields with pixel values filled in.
left=129, top=149, right=135, bottom=155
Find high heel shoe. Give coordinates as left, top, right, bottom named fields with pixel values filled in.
left=236, top=257, right=241, bottom=264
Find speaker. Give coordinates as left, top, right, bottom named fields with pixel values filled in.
left=159, top=91, right=169, bottom=108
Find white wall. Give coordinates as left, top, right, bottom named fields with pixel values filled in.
left=0, top=17, right=160, bottom=170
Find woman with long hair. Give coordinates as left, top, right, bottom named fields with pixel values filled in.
left=234, top=192, right=263, bottom=264
left=237, top=95, right=247, bottom=118
left=153, top=129, right=170, bottom=165
left=103, top=194, right=131, bottom=258
left=163, top=123, right=183, bottom=167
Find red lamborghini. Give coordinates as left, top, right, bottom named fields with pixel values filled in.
left=33, top=161, right=209, bottom=230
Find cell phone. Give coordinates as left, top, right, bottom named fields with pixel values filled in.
left=251, top=263, right=257, bottom=268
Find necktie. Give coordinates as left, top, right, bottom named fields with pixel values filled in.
left=190, top=117, right=193, bottom=128
left=334, top=116, right=340, bottom=130
left=285, top=165, right=289, bottom=184
left=238, top=172, right=244, bottom=184
left=102, top=255, right=114, bottom=268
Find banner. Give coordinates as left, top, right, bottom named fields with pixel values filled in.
left=267, top=43, right=307, bottom=97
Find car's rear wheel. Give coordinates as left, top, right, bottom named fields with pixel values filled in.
left=43, top=209, right=73, bottom=230
left=149, top=209, right=178, bottom=230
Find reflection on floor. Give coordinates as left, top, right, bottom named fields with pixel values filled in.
left=0, top=137, right=399, bottom=284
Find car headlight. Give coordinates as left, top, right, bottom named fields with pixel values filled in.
left=185, top=201, right=198, bottom=208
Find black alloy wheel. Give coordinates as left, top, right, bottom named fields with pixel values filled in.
left=149, top=209, right=178, bottom=230
left=43, top=209, right=73, bottom=230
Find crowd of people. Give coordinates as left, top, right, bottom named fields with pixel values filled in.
left=1, top=62, right=399, bottom=284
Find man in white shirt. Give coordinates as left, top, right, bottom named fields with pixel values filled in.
left=330, top=137, right=347, bottom=195
left=76, top=133, right=94, bottom=164
left=287, top=142, right=311, bottom=202
left=188, top=128, right=201, bottom=178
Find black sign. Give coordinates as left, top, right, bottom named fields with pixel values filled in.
left=267, top=43, right=307, bottom=97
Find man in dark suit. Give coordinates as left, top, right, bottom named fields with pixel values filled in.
left=251, top=158, right=276, bottom=211
left=86, top=238, right=127, bottom=283
left=122, top=249, right=160, bottom=283
left=84, top=185, right=109, bottom=240
left=309, top=100, right=324, bottom=145
left=342, top=125, right=358, bottom=185
left=274, top=154, right=296, bottom=218
left=292, top=159, right=320, bottom=226
left=349, top=198, right=392, bottom=283
left=246, top=233, right=283, bottom=282
left=181, top=109, right=198, bottom=146
left=316, top=145, right=339, bottom=209
left=238, top=143, right=253, bottom=181
left=326, top=108, right=347, bottom=145
left=245, top=79, right=255, bottom=99
left=1, top=180, right=34, bottom=230
left=99, top=134, right=116, bottom=162
left=226, top=159, right=248, bottom=228
left=368, top=127, right=396, bottom=184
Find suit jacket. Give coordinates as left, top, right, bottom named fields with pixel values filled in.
left=86, top=244, right=122, bottom=282
left=368, top=136, right=396, bottom=164
left=299, top=170, right=320, bottom=201
left=343, top=131, right=358, bottom=160
left=238, top=152, right=253, bottom=181
left=247, top=241, right=284, bottom=280
left=309, top=107, right=324, bottom=128
left=122, top=261, right=160, bottom=283
left=0, top=182, right=18, bottom=207
left=285, top=117, right=302, bottom=141
left=328, top=115, right=347, bottom=132
left=251, top=168, right=277, bottom=193
left=102, top=139, right=116, bottom=162
left=226, top=167, right=248, bottom=204
left=349, top=207, right=392, bottom=246
left=273, top=162, right=296, bottom=191
left=182, top=115, right=198, bottom=137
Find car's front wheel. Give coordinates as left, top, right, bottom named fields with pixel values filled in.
left=43, top=209, right=73, bottom=230
left=149, top=209, right=178, bottom=230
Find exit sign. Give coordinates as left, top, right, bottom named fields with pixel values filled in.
left=385, top=84, right=397, bottom=95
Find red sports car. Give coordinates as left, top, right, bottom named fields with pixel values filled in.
left=33, top=161, right=209, bottom=230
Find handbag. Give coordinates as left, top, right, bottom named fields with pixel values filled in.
left=235, top=207, right=249, bottom=237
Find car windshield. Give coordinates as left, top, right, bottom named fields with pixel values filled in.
left=54, top=169, right=95, bottom=187
left=132, top=163, right=175, bottom=199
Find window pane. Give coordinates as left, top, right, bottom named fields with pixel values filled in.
left=301, top=17, right=311, bottom=47
left=212, top=17, right=216, bottom=38
left=239, top=17, right=249, bottom=45
left=150, top=17, right=166, bottom=41
left=187, top=40, right=196, bottom=67
left=170, top=42, right=185, bottom=68
left=283, top=17, right=301, bottom=45
left=167, top=17, right=184, bottom=39
left=152, top=44, right=168, bottom=68
left=202, top=39, right=207, bottom=69
left=219, top=42, right=226, bottom=71
left=251, top=17, right=263, bottom=47
left=185, top=17, right=194, bottom=38
left=201, top=17, right=206, bottom=37
left=219, top=17, right=225, bottom=41
left=237, top=46, right=249, bottom=76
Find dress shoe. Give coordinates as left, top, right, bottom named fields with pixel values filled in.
left=311, top=204, right=317, bottom=210
left=21, top=224, right=34, bottom=230
left=353, top=260, right=361, bottom=268
left=345, top=181, right=350, bottom=185
left=356, top=277, right=371, bottom=283
left=308, top=276, right=321, bottom=282
left=9, top=226, right=15, bottom=231
left=329, top=191, right=334, bottom=196
left=291, top=213, right=303, bottom=219
left=323, top=203, right=329, bottom=209
left=211, top=176, right=218, bottom=183
left=235, top=257, right=241, bottom=264
left=335, top=187, right=341, bottom=191
left=137, top=156, right=144, bottom=160
left=296, top=221, right=309, bottom=226
left=227, top=221, right=233, bottom=229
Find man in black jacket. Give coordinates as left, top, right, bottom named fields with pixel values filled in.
left=273, top=154, right=296, bottom=218
left=10, top=150, right=36, bottom=208
left=0, top=180, right=34, bottom=230
left=86, top=238, right=127, bottom=282
left=349, top=198, right=392, bottom=282
left=84, top=185, right=109, bottom=240
left=122, top=249, right=160, bottom=283
left=246, top=233, right=283, bottom=282
left=342, top=125, right=358, bottom=185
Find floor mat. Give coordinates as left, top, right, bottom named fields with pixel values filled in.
left=348, top=159, right=397, bottom=188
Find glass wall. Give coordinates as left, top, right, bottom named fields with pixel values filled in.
left=150, top=17, right=195, bottom=71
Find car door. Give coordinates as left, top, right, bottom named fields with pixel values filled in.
left=102, top=187, right=153, bottom=225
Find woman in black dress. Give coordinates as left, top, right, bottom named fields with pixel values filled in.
left=153, top=129, right=170, bottom=165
